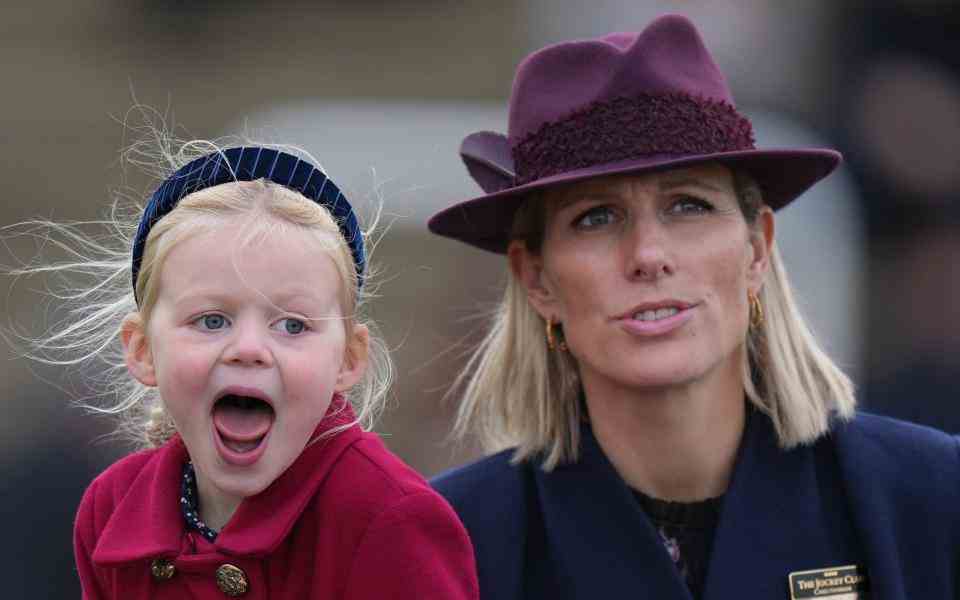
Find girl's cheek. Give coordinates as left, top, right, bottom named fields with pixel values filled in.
left=159, top=346, right=212, bottom=391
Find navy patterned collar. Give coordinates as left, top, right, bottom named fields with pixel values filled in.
left=180, top=461, right=218, bottom=542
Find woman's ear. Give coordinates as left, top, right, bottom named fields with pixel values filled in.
left=747, top=207, right=775, bottom=291
left=336, top=323, right=369, bottom=392
left=507, top=240, right=559, bottom=320
left=121, top=312, right=157, bottom=387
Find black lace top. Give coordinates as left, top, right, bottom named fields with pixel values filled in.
left=633, top=489, right=723, bottom=600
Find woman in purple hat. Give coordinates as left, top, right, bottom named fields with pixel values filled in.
left=429, top=14, right=959, bottom=600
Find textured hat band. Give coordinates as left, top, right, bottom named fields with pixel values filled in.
left=512, top=92, right=756, bottom=186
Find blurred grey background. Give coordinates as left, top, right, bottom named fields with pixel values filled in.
left=1, top=1, right=957, bottom=597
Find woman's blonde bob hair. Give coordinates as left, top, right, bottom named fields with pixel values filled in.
left=5, top=137, right=392, bottom=448
left=451, top=168, right=856, bottom=471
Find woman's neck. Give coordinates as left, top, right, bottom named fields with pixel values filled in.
left=582, top=359, right=746, bottom=502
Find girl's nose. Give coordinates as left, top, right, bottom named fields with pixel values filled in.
left=222, top=324, right=274, bottom=367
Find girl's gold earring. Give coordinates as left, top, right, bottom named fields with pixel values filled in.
left=546, top=317, right=568, bottom=352
left=748, top=290, right=764, bottom=329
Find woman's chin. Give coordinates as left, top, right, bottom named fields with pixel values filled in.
left=585, top=355, right=708, bottom=392
left=624, top=373, right=702, bottom=392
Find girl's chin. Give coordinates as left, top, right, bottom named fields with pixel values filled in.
left=204, top=451, right=301, bottom=499
left=203, top=467, right=276, bottom=502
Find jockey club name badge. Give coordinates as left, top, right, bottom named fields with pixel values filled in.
left=788, top=565, right=869, bottom=599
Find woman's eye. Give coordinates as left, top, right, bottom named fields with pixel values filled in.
left=196, top=314, right=228, bottom=330
left=574, top=206, right=617, bottom=229
left=276, top=318, right=308, bottom=335
left=668, top=195, right=714, bottom=215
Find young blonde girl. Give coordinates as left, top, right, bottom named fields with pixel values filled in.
left=10, top=142, right=477, bottom=599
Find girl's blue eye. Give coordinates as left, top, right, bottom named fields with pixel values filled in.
left=197, top=314, right=228, bottom=330
left=278, top=318, right=307, bottom=335
left=574, top=206, right=617, bottom=229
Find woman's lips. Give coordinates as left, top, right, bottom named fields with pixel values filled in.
left=618, top=304, right=695, bottom=336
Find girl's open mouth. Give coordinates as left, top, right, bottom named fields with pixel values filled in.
left=212, top=393, right=275, bottom=466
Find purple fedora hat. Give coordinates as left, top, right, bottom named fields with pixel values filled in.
left=428, top=14, right=842, bottom=253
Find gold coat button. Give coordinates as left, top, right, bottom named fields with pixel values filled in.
left=215, top=563, right=249, bottom=597
left=150, top=558, right=176, bottom=580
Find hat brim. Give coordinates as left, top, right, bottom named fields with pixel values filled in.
left=428, top=143, right=841, bottom=254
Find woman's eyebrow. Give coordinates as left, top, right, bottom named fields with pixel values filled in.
left=658, top=176, right=727, bottom=194
left=554, top=189, right=622, bottom=211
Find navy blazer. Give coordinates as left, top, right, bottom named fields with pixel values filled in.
left=432, top=411, right=960, bottom=599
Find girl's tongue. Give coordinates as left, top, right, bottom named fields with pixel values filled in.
left=212, top=396, right=274, bottom=451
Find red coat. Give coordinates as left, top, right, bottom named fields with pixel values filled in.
left=74, top=409, right=479, bottom=599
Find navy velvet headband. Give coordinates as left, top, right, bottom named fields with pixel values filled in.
left=131, top=146, right=364, bottom=302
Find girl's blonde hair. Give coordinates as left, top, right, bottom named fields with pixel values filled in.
left=4, top=139, right=392, bottom=448
left=451, top=169, right=856, bottom=470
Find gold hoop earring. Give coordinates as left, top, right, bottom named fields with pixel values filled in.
left=748, top=290, right=764, bottom=329
left=546, top=317, right=568, bottom=352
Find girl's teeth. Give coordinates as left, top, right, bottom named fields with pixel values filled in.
left=633, top=308, right=679, bottom=321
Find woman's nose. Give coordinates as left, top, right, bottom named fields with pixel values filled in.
left=624, top=218, right=674, bottom=281
left=221, top=323, right=274, bottom=367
